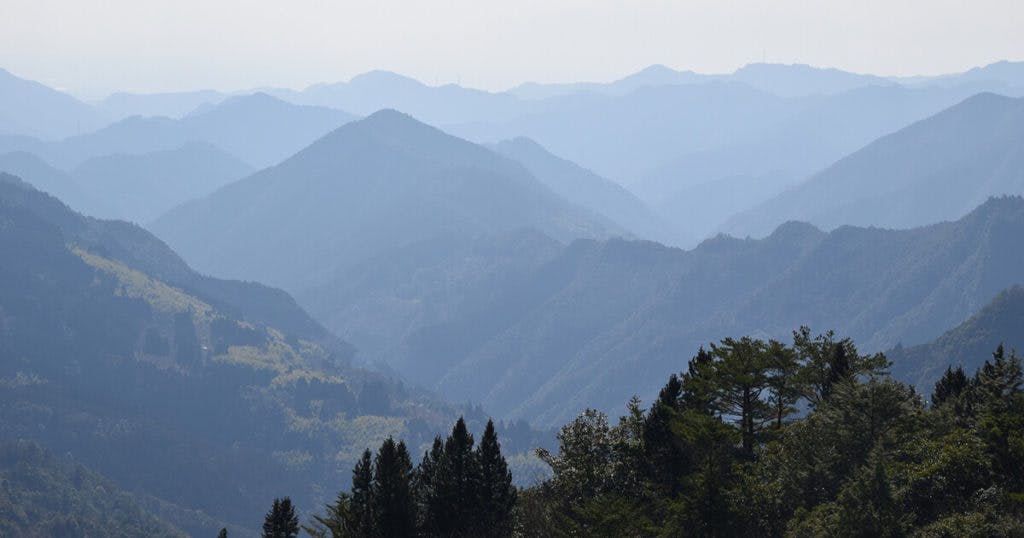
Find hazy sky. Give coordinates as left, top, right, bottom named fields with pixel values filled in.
left=2, top=0, right=1022, bottom=97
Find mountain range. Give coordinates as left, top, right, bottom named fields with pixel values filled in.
left=0, top=143, right=253, bottom=223
left=0, top=92, right=355, bottom=169
left=0, top=172, right=530, bottom=535
left=722, top=93, right=1024, bottom=237
left=150, top=110, right=622, bottom=292
left=303, top=197, right=1024, bottom=428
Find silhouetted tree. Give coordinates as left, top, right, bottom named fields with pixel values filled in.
left=261, top=497, right=299, bottom=538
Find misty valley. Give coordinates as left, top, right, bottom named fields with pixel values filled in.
left=2, top=50, right=1024, bottom=537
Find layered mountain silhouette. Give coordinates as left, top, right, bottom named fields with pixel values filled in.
left=307, top=197, right=1024, bottom=428
left=722, top=93, right=1024, bottom=237
left=643, top=84, right=990, bottom=241
left=0, top=143, right=252, bottom=223
left=889, top=286, right=1024, bottom=395
left=150, top=110, right=621, bottom=291
left=0, top=92, right=355, bottom=169
left=0, top=173, right=519, bottom=534
left=490, top=137, right=682, bottom=245
left=0, top=68, right=110, bottom=139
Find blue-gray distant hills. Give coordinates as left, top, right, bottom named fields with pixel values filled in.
left=0, top=92, right=355, bottom=169
left=149, top=110, right=624, bottom=291
left=889, top=285, right=1024, bottom=398
left=0, top=143, right=253, bottom=223
left=490, top=136, right=684, bottom=245
left=306, top=197, right=1024, bottom=428
left=721, top=93, right=1024, bottom=238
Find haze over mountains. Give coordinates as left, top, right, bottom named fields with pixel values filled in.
left=151, top=110, right=622, bottom=291
left=722, top=93, right=1024, bottom=237
left=0, top=172, right=551, bottom=535
left=301, top=197, right=1024, bottom=427
left=4, top=56, right=1024, bottom=533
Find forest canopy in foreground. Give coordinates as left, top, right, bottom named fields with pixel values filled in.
left=258, top=328, right=1024, bottom=537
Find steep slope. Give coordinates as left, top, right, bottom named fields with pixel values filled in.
left=722, top=93, right=1024, bottom=238
left=0, top=68, right=110, bottom=139
left=0, top=92, right=356, bottom=169
left=151, top=110, right=620, bottom=292
left=888, top=286, right=1024, bottom=395
left=0, top=151, right=105, bottom=215
left=0, top=440, right=184, bottom=538
left=71, top=143, right=253, bottom=223
left=316, top=197, right=1024, bottom=428
left=0, top=173, right=502, bottom=534
left=491, top=137, right=683, bottom=245
left=1, top=145, right=252, bottom=224
left=640, top=84, right=983, bottom=234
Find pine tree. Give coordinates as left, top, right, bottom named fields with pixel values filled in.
left=373, top=437, right=416, bottom=537
left=765, top=339, right=801, bottom=429
left=476, top=420, right=516, bottom=537
left=261, top=497, right=299, bottom=538
left=417, top=417, right=482, bottom=536
left=931, top=365, right=969, bottom=408
left=413, top=436, right=445, bottom=534
left=710, top=336, right=773, bottom=457
left=350, top=449, right=375, bottom=536
left=217, top=529, right=227, bottom=538
left=643, top=375, right=689, bottom=495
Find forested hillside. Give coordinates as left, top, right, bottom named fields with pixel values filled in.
left=889, top=286, right=1024, bottom=394
left=0, top=173, right=536, bottom=535
left=151, top=109, right=621, bottom=291
left=305, top=196, right=1024, bottom=428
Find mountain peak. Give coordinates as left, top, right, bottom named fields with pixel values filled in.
left=349, top=70, right=424, bottom=88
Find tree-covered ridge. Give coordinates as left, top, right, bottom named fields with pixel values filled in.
left=0, top=440, right=184, bottom=537
left=517, top=329, right=1024, bottom=536
left=889, top=285, right=1024, bottom=394
left=0, top=173, right=526, bottom=535
left=303, top=417, right=516, bottom=538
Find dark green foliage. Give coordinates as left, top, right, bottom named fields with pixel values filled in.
left=931, top=365, right=970, bottom=407
left=476, top=420, right=517, bottom=536
left=521, top=331, right=1024, bottom=536
left=373, top=438, right=416, bottom=537
left=0, top=440, right=184, bottom=537
left=218, top=528, right=228, bottom=538
left=311, top=417, right=518, bottom=538
left=0, top=174, right=533, bottom=536
left=261, top=497, right=299, bottom=538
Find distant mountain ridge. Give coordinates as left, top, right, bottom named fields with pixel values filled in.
left=0, top=143, right=253, bottom=223
left=889, top=286, right=1024, bottom=395
left=0, top=92, right=356, bottom=169
left=307, top=197, right=1024, bottom=428
left=150, top=109, right=622, bottom=292
left=722, top=93, right=1024, bottom=237
left=0, top=172, right=520, bottom=534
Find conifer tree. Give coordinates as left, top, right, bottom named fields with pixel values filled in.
left=217, top=529, right=227, bottom=538
left=350, top=449, right=375, bottom=536
left=643, top=374, right=688, bottom=495
left=931, top=365, right=969, bottom=408
left=709, top=336, right=773, bottom=456
left=413, top=436, right=445, bottom=534
left=476, top=420, right=516, bottom=537
left=261, top=497, right=299, bottom=538
left=373, top=437, right=416, bottom=537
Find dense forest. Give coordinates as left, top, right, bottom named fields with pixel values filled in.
left=260, top=328, right=1024, bottom=537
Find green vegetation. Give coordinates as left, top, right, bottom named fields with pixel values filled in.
left=513, top=329, right=1024, bottom=536
left=0, top=174, right=542, bottom=536
left=304, top=417, right=516, bottom=538
left=0, top=440, right=184, bottom=537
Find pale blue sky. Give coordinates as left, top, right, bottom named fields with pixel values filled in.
left=1, top=0, right=1022, bottom=97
